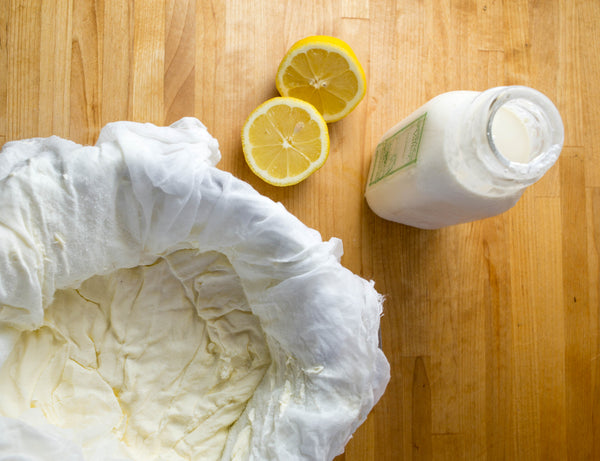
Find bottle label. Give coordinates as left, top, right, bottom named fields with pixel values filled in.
left=368, top=112, right=426, bottom=186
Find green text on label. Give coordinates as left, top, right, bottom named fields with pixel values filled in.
left=369, top=113, right=426, bottom=186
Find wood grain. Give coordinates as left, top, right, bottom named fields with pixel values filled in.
left=1, top=1, right=599, bottom=460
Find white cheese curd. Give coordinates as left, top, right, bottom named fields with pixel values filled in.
left=0, top=250, right=270, bottom=460
left=0, top=118, right=389, bottom=461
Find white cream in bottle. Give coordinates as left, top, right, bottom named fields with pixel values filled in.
left=365, top=86, right=564, bottom=229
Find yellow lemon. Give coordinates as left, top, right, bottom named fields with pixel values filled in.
left=241, top=97, right=329, bottom=186
left=276, top=35, right=367, bottom=123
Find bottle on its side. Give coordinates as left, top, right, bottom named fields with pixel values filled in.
left=365, top=86, right=564, bottom=229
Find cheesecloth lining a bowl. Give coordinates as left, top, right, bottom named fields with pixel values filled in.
left=0, top=118, right=390, bottom=461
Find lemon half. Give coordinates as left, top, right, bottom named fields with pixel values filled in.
left=276, top=36, right=366, bottom=123
left=241, top=97, right=329, bottom=186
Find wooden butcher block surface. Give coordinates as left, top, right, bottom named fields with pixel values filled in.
left=1, top=1, right=599, bottom=460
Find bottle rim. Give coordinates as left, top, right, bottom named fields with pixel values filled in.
left=484, top=86, right=564, bottom=179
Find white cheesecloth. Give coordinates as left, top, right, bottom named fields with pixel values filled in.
left=0, top=118, right=390, bottom=461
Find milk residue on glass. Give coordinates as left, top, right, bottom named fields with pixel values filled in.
left=365, top=86, right=564, bottom=229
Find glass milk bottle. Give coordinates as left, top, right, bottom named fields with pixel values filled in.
left=365, top=86, right=564, bottom=229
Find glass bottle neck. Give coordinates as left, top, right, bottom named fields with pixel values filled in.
left=461, top=86, right=564, bottom=188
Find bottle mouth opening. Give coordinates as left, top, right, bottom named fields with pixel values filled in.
left=485, top=87, right=564, bottom=176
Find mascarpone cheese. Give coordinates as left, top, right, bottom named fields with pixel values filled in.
left=0, top=250, right=271, bottom=460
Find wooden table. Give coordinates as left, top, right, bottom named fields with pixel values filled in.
left=1, top=1, right=598, bottom=460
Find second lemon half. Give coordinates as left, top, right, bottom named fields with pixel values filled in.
left=276, top=36, right=366, bottom=123
left=241, top=97, right=329, bottom=186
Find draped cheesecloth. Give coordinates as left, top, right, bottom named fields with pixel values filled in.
left=0, top=118, right=389, bottom=461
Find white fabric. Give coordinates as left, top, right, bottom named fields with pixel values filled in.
left=0, top=117, right=389, bottom=461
